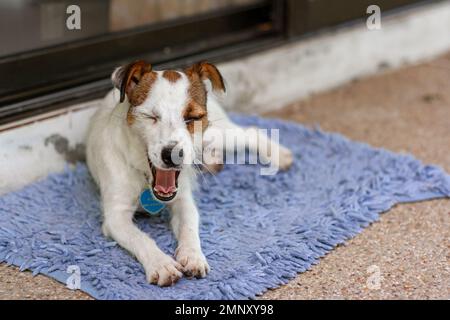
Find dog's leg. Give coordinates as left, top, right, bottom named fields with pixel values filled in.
left=169, top=185, right=210, bottom=278
left=243, top=125, right=293, bottom=171
left=102, top=186, right=183, bottom=286
left=207, top=122, right=293, bottom=172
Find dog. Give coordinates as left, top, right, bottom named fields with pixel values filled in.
left=86, top=60, right=293, bottom=286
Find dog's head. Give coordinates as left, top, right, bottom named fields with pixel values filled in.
left=112, top=60, right=225, bottom=202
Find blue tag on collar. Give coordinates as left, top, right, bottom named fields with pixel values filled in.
left=139, top=189, right=166, bottom=215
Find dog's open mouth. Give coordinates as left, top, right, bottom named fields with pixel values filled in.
left=148, top=160, right=180, bottom=202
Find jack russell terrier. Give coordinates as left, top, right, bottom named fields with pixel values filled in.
left=86, top=60, right=293, bottom=286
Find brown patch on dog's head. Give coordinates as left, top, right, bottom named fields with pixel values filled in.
left=127, top=71, right=157, bottom=107
left=183, top=101, right=208, bottom=134
left=112, top=60, right=153, bottom=104
left=186, top=73, right=207, bottom=108
left=183, top=61, right=225, bottom=134
left=111, top=60, right=157, bottom=125
left=185, top=61, right=226, bottom=97
left=162, top=70, right=181, bottom=83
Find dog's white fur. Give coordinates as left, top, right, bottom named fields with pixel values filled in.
left=86, top=66, right=293, bottom=286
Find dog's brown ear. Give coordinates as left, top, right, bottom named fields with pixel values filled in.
left=185, top=61, right=226, bottom=93
left=112, top=60, right=152, bottom=103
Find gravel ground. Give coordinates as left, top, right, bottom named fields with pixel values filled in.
left=1, top=53, right=449, bottom=300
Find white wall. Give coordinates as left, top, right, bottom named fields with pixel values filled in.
left=0, top=105, right=97, bottom=194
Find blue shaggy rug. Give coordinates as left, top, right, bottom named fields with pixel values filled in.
left=1, top=115, right=449, bottom=300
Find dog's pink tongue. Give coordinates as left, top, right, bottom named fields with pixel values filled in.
left=154, top=169, right=177, bottom=194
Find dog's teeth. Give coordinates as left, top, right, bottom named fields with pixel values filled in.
left=156, top=192, right=173, bottom=198
left=153, top=189, right=176, bottom=198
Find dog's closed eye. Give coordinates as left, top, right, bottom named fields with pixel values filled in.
left=138, top=112, right=159, bottom=123
left=184, top=115, right=204, bottom=124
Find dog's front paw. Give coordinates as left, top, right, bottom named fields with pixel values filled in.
left=144, top=253, right=183, bottom=287
left=175, top=245, right=210, bottom=278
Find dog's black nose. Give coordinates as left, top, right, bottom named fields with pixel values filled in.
left=161, top=143, right=184, bottom=167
